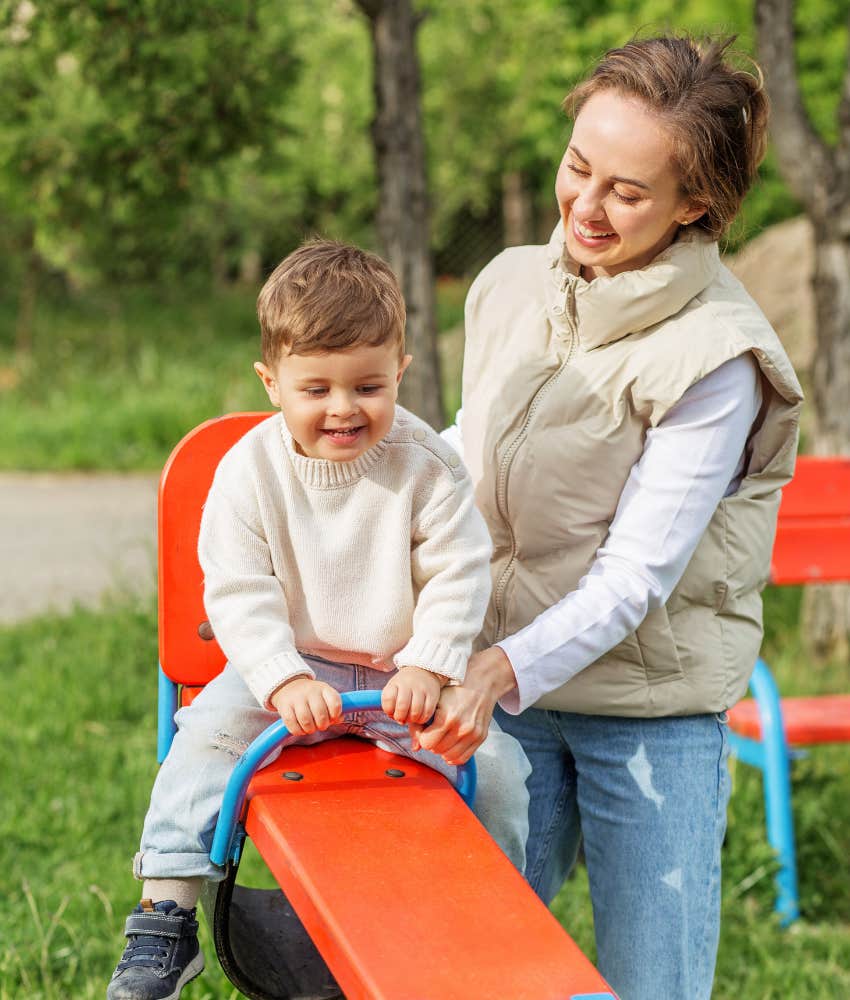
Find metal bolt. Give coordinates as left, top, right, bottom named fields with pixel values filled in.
left=385, top=768, right=406, bottom=778
left=197, top=620, right=215, bottom=641
left=283, top=771, right=304, bottom=781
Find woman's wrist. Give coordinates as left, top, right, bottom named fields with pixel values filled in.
left=466, top=645, right=518, bottom=701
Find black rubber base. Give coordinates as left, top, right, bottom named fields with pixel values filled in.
left=200, top=861, right=343, bottom=1000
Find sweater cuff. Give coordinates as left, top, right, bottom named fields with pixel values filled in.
left=241, top=650, right=317, bottom=710
left=393, top=637, right=468, bottom=683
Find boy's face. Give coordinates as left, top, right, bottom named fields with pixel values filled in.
left=255, top=343, right=412, bottom=462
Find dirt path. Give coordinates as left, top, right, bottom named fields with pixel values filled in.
left=0, top=472, right=159, bottom=623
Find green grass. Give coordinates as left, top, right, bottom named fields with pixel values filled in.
left=1, top=590, right=848, bottom=998
left=0, top=280, right=471, bottom=471
left=0, top=287, right=269, bottom=472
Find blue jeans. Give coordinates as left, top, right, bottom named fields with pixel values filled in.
left=494, top=705, right=730, bottom=1000
left=135, top=658, right=530, bottom=880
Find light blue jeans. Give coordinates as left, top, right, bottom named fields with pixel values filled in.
left=135, top=658, right=530, bottom=880
left=494, top=705, right=730, bottom=1000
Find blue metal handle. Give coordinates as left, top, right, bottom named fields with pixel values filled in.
left=210, top=689, right=477, bottom=866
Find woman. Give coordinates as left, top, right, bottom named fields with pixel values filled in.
left=419, top=34, right=803, bottom=1000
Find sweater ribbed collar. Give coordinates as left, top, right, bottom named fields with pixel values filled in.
left=280, top=416, right=389, bottom=488
left=545, top=221, right=720, bottom=351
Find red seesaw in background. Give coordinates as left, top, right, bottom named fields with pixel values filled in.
left=728, top=456, right=850, bottom=925
left=157, top=412, right=619, bottom=1000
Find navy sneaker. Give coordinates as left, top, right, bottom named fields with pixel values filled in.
left=106, top=899, right=204, bottom=1000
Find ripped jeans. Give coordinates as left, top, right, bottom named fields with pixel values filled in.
left=135, top=658, right=531, bottom=880
left=494, top=706, right=730, bottom=1000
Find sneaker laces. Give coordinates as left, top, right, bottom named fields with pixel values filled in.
left=116, top=901, right=193, bottom=973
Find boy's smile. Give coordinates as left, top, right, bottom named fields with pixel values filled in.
left=255, top=343, right=412, bottom=462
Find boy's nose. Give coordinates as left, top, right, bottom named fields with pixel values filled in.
left=328, top=391, right=358, bottom=416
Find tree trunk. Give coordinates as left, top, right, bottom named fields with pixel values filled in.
left=801, top=237, right=850, bottom=658
left=355, top=0, right=444, bottom=428
left=502, top=170, right=533, bottom=247
left=756, top=0, right=850, bottom=658
left=15, top=221, right=40, bottom=355
left=809, top=239, right=850, bottom=455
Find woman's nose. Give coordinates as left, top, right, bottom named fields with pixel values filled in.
left=573, top=184, right=605, bottom=221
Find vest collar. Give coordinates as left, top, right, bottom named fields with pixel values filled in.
left=546, top=222, right=720, bottom=350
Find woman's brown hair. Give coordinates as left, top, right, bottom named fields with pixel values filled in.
left=564, top=35, right=769, bottom=239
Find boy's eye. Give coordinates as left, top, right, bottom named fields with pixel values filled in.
left=304, top=387, right=327, bottom=397
left=358, top=385, right=380, bottom=394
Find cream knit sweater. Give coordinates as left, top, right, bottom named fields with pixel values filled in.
left=198, top=407, right=493, bottom=709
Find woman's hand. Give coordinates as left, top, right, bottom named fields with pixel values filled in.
left=414, top=646, right=518, bottom=764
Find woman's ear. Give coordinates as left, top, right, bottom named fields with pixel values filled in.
left=678, top=201, right=707, bottom=227
left=254, top=361, right=280, bottom=407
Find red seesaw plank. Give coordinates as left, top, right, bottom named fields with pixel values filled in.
left=244, top=739, right=617, bottom=1000
left=728, top=695, right=850, bottom=745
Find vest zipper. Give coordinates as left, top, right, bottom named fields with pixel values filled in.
left=492, top=280, right=578, bottom=639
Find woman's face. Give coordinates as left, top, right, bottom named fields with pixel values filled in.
left=555, top=89, right=704, bottom=280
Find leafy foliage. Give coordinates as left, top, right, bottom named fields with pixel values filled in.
left=0, top=0, right=844, bottom=298
left=0, top=0, right=299, bottom=285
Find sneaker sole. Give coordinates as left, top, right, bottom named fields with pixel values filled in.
left=161, top=952, right=205, bottom=1000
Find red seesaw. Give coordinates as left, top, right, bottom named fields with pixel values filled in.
left=157, top=412, right=619, bottom=999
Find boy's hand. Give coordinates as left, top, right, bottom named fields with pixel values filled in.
left=270, top=676, right=343, bottom=736
left=382, top=666, right=445, bottom=733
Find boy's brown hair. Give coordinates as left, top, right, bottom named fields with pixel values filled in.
left=257, top=238, right=406, bottom=365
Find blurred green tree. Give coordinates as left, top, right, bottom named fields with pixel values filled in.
left=1, top=0, right=845, bottom=328
left=0, top=0, right=298, bottom=347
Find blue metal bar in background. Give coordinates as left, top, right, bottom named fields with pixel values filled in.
left=747, top=657, right=800, bottom=924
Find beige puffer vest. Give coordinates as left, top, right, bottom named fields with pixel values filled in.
left=462, top=225, right=803, bottom=716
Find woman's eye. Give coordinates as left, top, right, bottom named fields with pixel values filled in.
left=567, top=163, right=589, bottom=176
left=613, top=190, right=640, bottom=204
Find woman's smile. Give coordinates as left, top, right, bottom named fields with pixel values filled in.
left=572, top=218, right=617, bottom=244
left=555, top=90, right=701, bottom=280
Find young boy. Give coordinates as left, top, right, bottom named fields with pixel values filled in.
left=107, top=239, right=530, bottom=1000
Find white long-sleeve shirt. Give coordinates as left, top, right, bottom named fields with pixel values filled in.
left=443, top=353, right=762, bottom=713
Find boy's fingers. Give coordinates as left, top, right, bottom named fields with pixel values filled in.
left=324, top=687, right=343, bottom=722
left=293, top=701, right=317, bottom=734
left=309, top=692, right=330, bottom=731
left=392, top=684, right=413, bottom=722
left=408, top=688, right=426, bottom=723
left=381, top=684, right=397, bottom=716
left=281, top=708, right=305, bottom=737
left=422, top=688, right=439, bottom=723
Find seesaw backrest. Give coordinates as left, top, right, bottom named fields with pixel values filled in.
left=158, top=412, right=273, bottom=686
left=770, top=455, right=850, bottom=585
